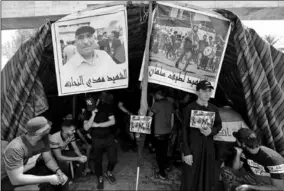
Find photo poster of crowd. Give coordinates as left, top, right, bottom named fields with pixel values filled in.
left=142, top=2, right=231, bottom=97
left=130, top=115, right=152, bottom=134
left=52, top=5, right=128, bottom=96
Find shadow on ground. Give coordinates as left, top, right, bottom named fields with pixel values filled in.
left=69, top=142, right=182, bottom=191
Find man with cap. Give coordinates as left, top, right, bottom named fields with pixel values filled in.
left=83, top=92, right=117, bottom=190
left=61, top=25, right=118, bottom=81
left=2, top=116, right=69, bottom=191
left=181, top=80, right=222, bottom=191
left=221, top=128, right=284, bottom=191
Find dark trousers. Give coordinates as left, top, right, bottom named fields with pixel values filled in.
left=155, top=134, right=170, bottom=174
left=92, top=136, right=118, bottom=178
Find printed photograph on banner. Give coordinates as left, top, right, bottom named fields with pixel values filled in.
left=190, top=110, right=215, bottom=129
left=52, top=5, right=128, bottom=96
left=130, top=115, right=152, bottom=134
left=144, top=2, right=231, bottom=96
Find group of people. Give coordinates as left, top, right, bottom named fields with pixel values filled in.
left=2, top=80, right=284, bottom=191
left=151, top=24, right=224, bottom=73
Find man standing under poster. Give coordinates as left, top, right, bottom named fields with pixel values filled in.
left=149, top=89, right=174, bottom=180
left=83, top=93, right=117, bottom=190
left=61, top=26, right=117, bottom=79
left=181, top=80, right=222, bottom=191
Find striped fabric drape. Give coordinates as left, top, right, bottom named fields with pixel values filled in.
left=216, top=9, right=284, bottom=156
left=1, top=22, right=50, bottom=142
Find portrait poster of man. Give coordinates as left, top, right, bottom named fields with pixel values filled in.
left=52, top=5, right=128, bottom=96
left=130, top=115, right=152, bottom=134
left=140, top=2, right=231, bottom=97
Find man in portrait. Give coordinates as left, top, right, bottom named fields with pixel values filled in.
left=61, top=26, right=118, bottom=81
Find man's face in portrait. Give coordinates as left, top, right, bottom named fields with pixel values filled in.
left=75, top=32, right=95, bottom=58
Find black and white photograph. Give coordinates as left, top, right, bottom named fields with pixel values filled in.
left=190, top=110, right=215, bottom=129
left=52, top=5, right=128, bottom=96
left=130, top=115, right=152, bottom=134
left=141, top=2, right=231, bottom=96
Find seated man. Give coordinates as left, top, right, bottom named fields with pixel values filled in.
left=2, top=117, right=68, bottom=191
left=221, top=128, right=284, bottom=191
left=49, top=119, right=87, bottom=180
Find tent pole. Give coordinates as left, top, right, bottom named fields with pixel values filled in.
left=72, top=95, right=77, bottom=119
left=136, top=2, right=153, bottom=191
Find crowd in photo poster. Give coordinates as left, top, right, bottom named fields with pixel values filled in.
left=141, top=2, right=231, bottom=96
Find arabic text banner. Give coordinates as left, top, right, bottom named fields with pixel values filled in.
left=52, top=5, right=129, bottom=96
left=140, top=2, right=231, bottom=97
left=213, top=121, right=248, bottom=142
left=130, top=115, right=152, bottom=134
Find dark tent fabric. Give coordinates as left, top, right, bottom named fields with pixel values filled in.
left=216, top=9, right=284, bottom=156
left=1, top=23, right=50, bottom=141
left=2, top=4, right=284, bottom=157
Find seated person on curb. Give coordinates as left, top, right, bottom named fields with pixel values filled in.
left=221, top=128, right=284, bottom=191
left=84, top=93, right=118, bottom=190
left=2, top=117, right=68, bottom=191
left=66, top=112, right=93, bottom=175
left=49, top=119, right=87, bottom=180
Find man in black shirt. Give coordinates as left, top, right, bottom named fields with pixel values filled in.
left=83, top=93, right=117, bottom=190
left=221, top=128, right=284, bottom=191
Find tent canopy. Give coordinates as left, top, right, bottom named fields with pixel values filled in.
left=2, top=4, right=284, bottom=156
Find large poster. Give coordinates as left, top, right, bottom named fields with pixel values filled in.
left=140, top=2, right=231, bottom=97
left=214, top=121, right=248, bottom=142
left=52, top=5, right=128, bottom=96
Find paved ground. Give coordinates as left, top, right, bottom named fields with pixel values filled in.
left=69, top=143, right=182, bottom=191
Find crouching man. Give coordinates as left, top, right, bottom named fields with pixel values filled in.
left=49, top=119, right=87, bottom=180
left=2, top=117, right=68, bottom=191
left=221, top=128, right=284, bottom=191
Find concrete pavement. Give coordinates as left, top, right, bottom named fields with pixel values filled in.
left=69, top=144, right=182, bottom=191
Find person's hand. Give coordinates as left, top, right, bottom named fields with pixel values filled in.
left=56, top=169, right=68, bottom=184
left=79, top=155, right=87, bottom=163
left=183, top=154, right=193, bottom=166
left=77, top=156, right=87, bottom=163
left=234, top=147, right=243, bottom=155
left=49, top=174, right=61, bottom=185
left=92, top=109, right=98, bottom=116
left=200, top=127, right=212, bottom=136
left=235, top=184, right=251, bottom=191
